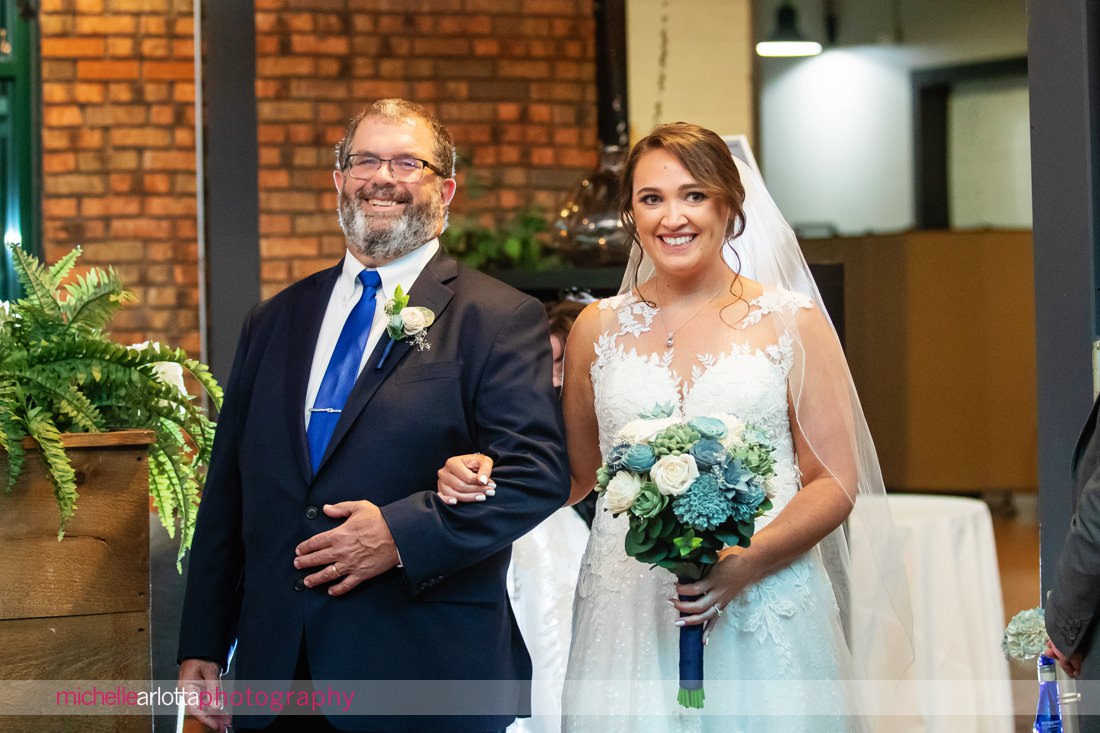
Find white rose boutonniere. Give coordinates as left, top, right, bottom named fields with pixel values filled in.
left=604, top=471, right=643, bottom=513
left=383, top=284, right=435, bottom=352
left=650, top=453, right=699, bottom=497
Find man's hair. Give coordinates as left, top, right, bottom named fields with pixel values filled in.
left=545, top=299, right=586, bottom=342
left=334, top=99, right=456, bottom=178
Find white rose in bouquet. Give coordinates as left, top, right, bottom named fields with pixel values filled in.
left=604, top=471, right=643, bottom=513
left=617, top=416, right=679, bottom=444
left=651, top=454, right=699, bottom=497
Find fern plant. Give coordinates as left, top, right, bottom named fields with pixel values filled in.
left=0, top=244, right=221, bottom=564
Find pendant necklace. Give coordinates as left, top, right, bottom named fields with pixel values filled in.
left=657, top=287, right=724, bottom=348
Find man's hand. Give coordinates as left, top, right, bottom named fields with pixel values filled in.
left=1045, top=639, right=1084, bottom=678
left=178, top=658, right=230, bottom=731
left=294, top=500, right=400, bottom=596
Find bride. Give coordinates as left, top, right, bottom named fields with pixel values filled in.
left=437, top=123, right=911, bottom=731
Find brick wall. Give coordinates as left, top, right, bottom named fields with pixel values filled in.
left=254, top=0, right=599, bottom=299
left=38, top=0, right=199, bottom=352
left=37, top=0, right=599, bottom=344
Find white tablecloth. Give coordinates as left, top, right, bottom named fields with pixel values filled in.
left=886, top=493, right=1014, bottom=732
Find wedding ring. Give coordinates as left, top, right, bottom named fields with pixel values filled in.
left=332, top=562, right=340, bottom=576
left=712, top=604, right=723, bottom=617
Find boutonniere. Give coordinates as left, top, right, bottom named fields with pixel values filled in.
left=384, top=285, right=435, bottom=352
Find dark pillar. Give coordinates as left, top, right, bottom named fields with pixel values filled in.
left=201, top=0, right=260, bottom=386
left=1028, top=0, right=1100, bottom=596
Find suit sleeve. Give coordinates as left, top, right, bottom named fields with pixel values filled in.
left=380, top=296, right=570, bottom=595
left=176, top=310, right=255, bottom=669
left=1046, top=433, right=1100, bottom=660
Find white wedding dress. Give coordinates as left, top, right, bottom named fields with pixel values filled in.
left=561, top=290, right=863, bottom=733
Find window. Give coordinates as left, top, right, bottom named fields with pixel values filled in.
left=0, top=0, right=38, bottom=300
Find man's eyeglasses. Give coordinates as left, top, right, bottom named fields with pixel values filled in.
left=342, top=154, right=444, bottom=183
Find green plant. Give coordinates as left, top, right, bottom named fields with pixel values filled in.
left=441, top=206, right=564, bottom=270
left=0, top=244, right=221, bottom=563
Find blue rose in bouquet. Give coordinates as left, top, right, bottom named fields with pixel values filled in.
left=592, top=411, right=776, bottom=709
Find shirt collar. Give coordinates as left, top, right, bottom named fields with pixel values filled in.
left=338, top=239, right=440, bottom=303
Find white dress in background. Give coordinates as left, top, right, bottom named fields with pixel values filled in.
left=507, top=506, right=590, bottom=733
left=562, top=291, right=862, bottom=733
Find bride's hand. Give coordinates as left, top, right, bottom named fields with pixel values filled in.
left=436, top=454, right=496, bottom=505
left=671, top=549, right=756, bottom=643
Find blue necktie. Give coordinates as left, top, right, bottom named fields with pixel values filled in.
left=307, top=269, right=382, bottom=473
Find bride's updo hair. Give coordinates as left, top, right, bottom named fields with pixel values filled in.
left=618, top=123, right=747, bottom=250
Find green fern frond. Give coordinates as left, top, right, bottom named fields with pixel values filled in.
left=21, top=407, right=79, bottom=536
left=62, top=267, right=137, bottom=334
left=0, top=380, right=28, bottom=494
left=45, top=247, right=82, bottom=290
left=8, top=244, right=63, bottom=321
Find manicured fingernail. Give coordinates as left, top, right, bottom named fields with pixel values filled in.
left=478, top=475, right=489, bottom=485
left=485, top=488, right=496, bottom=497
left=475, top=494, right=486, bottom=502
left=488, top=481, right=497, bottom=489
left=674, top=620, right=685, bottom=627
left=445, top=497, right=457, bottom=505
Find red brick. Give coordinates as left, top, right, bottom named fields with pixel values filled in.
left=142, top=173, right=172, bottom=194
left=110, top=173, right=138, bottom=192
left=41, top=83, right=73, bottom=103
left=140, top=38, right=170, bottom=58
left=142, top=150, right=195, bottom=171
left=261, top=237, right=320, bottom=258
left=109, top=127, right=173, bottom=147
left=145, top=197, right=196, bottom=216
left=42, top=152, right=78, bottom=173
left=111, top=0, right=170, bottom=11
left=80, top=196, right=142, bottom=216
left=289, top=34, right=349, bottom=55
left=110, top=219, right=174, bottom=239
left=43, top=105, right=84, bottom=127
left=74, top=83, right=107, bottom=103
left=144, top=61, right=193, bottom=80
left=43, top=198, right=79, bottom=218
left=77, top=59, right=140, bottom=80
left=75, top=16, right=137, bottom=34
left=108, top=38, right=136, bottom=56
left=41, top=37, right=107, bottom=58
left=139, top=15, right=166, bottom=34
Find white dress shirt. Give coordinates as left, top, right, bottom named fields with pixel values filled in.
left=303, top=240, right=439, bottom=429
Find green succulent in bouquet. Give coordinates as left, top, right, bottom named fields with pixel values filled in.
left=0, top=244, right=221, bottom=563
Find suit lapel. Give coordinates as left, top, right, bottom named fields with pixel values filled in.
left=1072, top=394, right=1100, bottom=474
left=288, top=265, right=342, bottom=485
left=316, top=252, right=458, bottom=473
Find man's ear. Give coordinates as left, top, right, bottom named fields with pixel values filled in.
left=440, top=178, right=457, bottom=206
left=333, top=168, right=345, bottom=192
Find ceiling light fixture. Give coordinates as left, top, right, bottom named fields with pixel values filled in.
left=756, top=2, right=823, bottom=58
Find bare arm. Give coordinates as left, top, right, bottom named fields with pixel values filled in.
left=561, top=303, right=603, bottom=506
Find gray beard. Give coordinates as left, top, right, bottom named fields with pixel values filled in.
left=338, top=184, right=443, bottom=263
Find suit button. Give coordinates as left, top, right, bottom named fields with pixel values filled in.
left=293, top=578, right=305, bottom=591
left=305, top=505, right=319, bottom=520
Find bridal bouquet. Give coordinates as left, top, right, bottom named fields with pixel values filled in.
left=594, top=411, right=776, bottom=708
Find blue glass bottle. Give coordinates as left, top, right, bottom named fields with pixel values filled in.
left=1034, top=655, right=1063, bottom=733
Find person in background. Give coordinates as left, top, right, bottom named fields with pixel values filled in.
left=1046, top=393, right=1100, bottom=732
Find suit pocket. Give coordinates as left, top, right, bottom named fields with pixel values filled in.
left=394, top=361, right=461, bottom=384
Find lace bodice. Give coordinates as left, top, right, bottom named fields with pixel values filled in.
left=591, top=289, right=810, bottom=513
left=564, top=288, right=860, bottom=732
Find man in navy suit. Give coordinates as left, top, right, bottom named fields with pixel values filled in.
left=177, top=99, right=570, bottom=732
left=1047, top=393, right=1100, bottom=731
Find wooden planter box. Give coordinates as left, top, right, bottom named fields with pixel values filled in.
left=0, top=430, right=155, bottom=732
